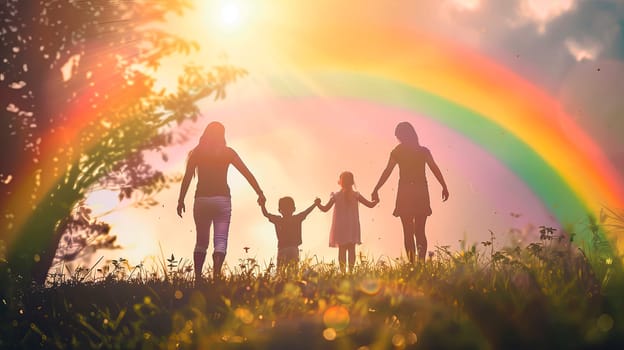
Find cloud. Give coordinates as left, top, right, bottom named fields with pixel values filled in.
left=565, top=38, right=602, bottom=61
left=517, top=0, right=577, bottom=34
left=429, top=0, right=623, bottom=84
left=556, top=59, right=624, bottom=181
left=447, top=0, right=481, bottom=12
left=417, top=0, right=624, bottom=180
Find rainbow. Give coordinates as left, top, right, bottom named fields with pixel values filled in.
left=266, top=21, right=624, bottom=247
left=5, top=16, right=623, bottom=254
left=3, top=57, right=151, bottom=249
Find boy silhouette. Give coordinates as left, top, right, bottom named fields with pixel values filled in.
left=258, top=196, right=317, bottom=269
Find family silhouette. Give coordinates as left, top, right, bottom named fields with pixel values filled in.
left=373, top=122, right=449, bottom=263
left=317, top=171, right=378, bottom=273
left=177, top=121, right=265, bottom=281
left=258, top=195, right=316, bottom=270
left=177, top=121, right=449, bottom=280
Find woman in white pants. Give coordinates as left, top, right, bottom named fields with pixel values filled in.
left=177, top=121, right=265, bottom=280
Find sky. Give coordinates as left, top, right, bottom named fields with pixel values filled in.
left=81, top=0, right=624, bottom=272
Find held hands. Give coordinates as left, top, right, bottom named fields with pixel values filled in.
left=177, top=201, right=185, bottom=218
left=442, top=187, right=449, bottom=202
left=314, top=197, right=322, bottom=207
left=371, top=190, right=380, bottom=203
left=258, top=194, right=266, bottom=206
left=368, top=193, right=380, bottom=208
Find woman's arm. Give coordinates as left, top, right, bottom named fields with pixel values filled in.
left=357, top=193, right=379, bottom=208
left=177, top=154, right=196, bottom=217
left=425, top=149, right=449, bottom=201
left=259, top=200, right=280, bottom=222
left=317, top=196, right=335, bottom=212
left=372, top=155, right=397, bottom=201
left=230, top=149, right=266, bottom=202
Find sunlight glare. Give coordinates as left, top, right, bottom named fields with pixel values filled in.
left=219, top=2, right=244, bottom=30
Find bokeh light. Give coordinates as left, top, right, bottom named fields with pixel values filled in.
left=323, top=305, right=350, bottom=331
left=359, top=278, right=382, bottom=295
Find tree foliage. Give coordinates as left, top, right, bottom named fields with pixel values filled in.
left=54, top=201, right=118, bottom=263
left=0, top=0, right=246, bottom=284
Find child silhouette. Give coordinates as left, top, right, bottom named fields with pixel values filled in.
left=317, top=171, right=378, bottom=273
left=258, top=196, right=317, bottom=270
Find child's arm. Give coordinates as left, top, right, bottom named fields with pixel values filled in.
left=357, top=193, right=379, bottom=208
left=316, top=196, right=335, bottom=212
left=296, top=201, right=317, bottom=219
left=258, top=199, right=280, bottom=222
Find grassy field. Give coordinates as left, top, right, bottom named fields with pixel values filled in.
left=1, top=227, right=624, bottom=349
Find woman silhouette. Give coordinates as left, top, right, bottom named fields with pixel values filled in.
left=177, top=121, right=265, bottom=280
left=372, top=122, right=449, bottom=263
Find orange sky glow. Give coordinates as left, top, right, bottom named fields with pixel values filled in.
left=77, top=0, right=622, bottom=272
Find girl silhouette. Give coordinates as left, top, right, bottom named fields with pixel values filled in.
left=317, top=171, right=378, bottom=273
left=177, top=121, right=265, bottom=280
left=372, top=122, right=449, bottom=263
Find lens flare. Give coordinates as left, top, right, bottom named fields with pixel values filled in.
left=359, top=278, right=382, bottom=295
left=323, top=305, right=350, bottom=331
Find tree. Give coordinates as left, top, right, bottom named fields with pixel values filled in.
left=0, top=0, right=246, bottom=284
left=53, top=200, right=118, bottom=264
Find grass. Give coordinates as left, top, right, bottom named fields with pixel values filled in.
left=1, top=227, right=624, bottom=349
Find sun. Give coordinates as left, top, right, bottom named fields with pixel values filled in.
left=218, top=1, right=245, bottom=30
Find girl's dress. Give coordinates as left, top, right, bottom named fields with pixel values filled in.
left=329, top=190, right=361, bottom=247
left=391, top=144, right=432, bottom=217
